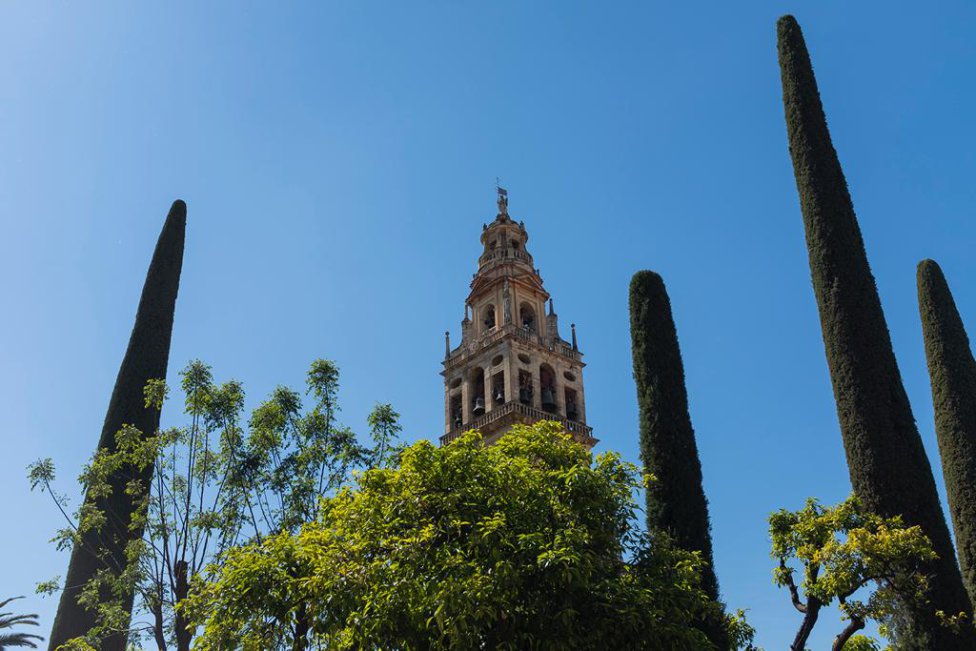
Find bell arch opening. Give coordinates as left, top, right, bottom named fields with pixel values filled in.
left=539, top=363, right=557, bottom=413
left=520, top=303, right=536, bottom=332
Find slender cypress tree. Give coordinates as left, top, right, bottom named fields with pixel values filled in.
left=49, top=200, right=186, bottom=651
left=777, top=16, right=974, bottom=647
left=917, top=259, right=976, bottom=608
left=629, top=270, right=727, bottom=649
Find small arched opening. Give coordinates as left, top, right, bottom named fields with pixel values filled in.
left=450, top=393, right=463, bottom=429
left=565, top=388, right=579, bottom=422
left=482, top=304, right=496, bottom=331
left=492, top=371, right=506, bottom=405
left=539, top=364, right=557, bottom=413
left=518, top=369, right=533, bottom=405
left=470, top=367, right=486, bottom=416
left=520, top=303, right=536, bottom=332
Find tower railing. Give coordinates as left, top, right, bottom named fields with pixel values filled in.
left=440, top=399, right=594, bottom=446
left=478, top=248, right=533, bottom=268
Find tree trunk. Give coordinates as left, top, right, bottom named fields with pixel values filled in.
left=833, top=614, right=865, bottom=651
left=151, top=594, right=167, bottom=651
left=174, top=560, right=193, bottom=651
left=791, top=597, right=820, bottom=651
left=291, top=602, right=310, bottom=651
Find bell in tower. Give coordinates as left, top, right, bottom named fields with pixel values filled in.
left=440, top=188, right=596, bottom=448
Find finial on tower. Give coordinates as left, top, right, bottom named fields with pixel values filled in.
left=548, top=298, right=554, bottom=315
left=445, top=331, right=451, bottom=358
left=571, top=323, right=578, bottom=351
left=496, top=179, right=509, bottom=217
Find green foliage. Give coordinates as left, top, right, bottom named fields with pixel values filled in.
left=917, top=259, right=976, bottom=607
left=366, top=402, right=404, bottom=469
left=629, top=270, right=727, bottom=648
left=0, top=596, right=43, bottom=649
left=844, top=636, right=881, bottom=651
left=776, top=15, right=973, bottom=648
left=770, top=495, right=947, bottom=650
left=242, top=358, right=356, bottom=531
left=189, top=421, right=739, bottom=650
left=32, top=359, right=400, bottom=651
left=726, top=609, right=761, bottom=651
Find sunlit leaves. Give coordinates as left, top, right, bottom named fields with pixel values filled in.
left=770, top=495, right=940, bottom=647
left=190, top=422, right=734, bottom=650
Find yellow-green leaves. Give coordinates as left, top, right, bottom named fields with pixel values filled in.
left=770, top=495, right=939, bottom=647
left=191, top=421, right=732, bottom=650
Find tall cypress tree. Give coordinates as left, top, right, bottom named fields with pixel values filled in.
left=49, top=200, right=186, bottom=651
left=629, top=270, right=727, bottom=649
left=917, top=259, right=976, bottom=608
left=777, top=16, right=974, bottom=647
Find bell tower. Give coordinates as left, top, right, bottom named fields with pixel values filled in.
left=441, top=189, right=596, bottom=447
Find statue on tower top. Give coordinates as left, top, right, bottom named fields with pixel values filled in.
left=496, top=182, right=509, bottom=217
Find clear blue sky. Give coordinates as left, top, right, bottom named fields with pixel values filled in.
left=2, top=2, right=974, bottom=648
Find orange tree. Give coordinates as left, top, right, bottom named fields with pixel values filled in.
left=187, top=421, right=751, bottom=650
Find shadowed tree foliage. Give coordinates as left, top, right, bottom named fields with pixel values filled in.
left=917, top=259, right=976, bottom=608
left=49, top=201, right=186, bottom=651
left=629, top=270, right=727, bottom=649
left=777, top=16, right=974, bottom=647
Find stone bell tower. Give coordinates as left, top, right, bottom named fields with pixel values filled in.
left=441, top=188, right=596, bottom=447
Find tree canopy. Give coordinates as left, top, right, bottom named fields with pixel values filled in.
left=188, top=421, right=747, bottom=650
left=770, top=495, right=952, bottom=650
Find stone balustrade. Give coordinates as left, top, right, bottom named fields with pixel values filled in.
left=440, top=400, right=594, bottom=446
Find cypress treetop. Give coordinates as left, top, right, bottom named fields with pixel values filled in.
left=777, top=15, right=973, bottom=647
left=49, top=200, right=186, bottom=651
left=917, top=259, right=976, bottom=608
left=629, top=270, right=727, bottom=648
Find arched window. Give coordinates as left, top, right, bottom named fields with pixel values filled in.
left=492, top=371, right=505, bottom=404
left=470, top=367, right=487, bottom=416
left=518, top=370, right=533, bottom=405
left=483, top=304, right=496, bottom=331
left=520, top=303, right=536, bottom=332
left=450, top=394, right=463, bottom=429
left=565, top=388, right=579, bottom=421
left=540, top=364, right=556, bottom=413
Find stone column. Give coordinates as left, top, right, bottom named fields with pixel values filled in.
left=552, top=366, right=563, bottom=418
left=533, top=366, right=542, bottom=412
left=444, top=379, right=451, bottom=434
left=577, top=371, right=587, bottom=423
left=484, top=363, right=494, bottom=415
left=504, top=345, right=516, bottom=403
left=462, top=376, right=472, bottom=426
